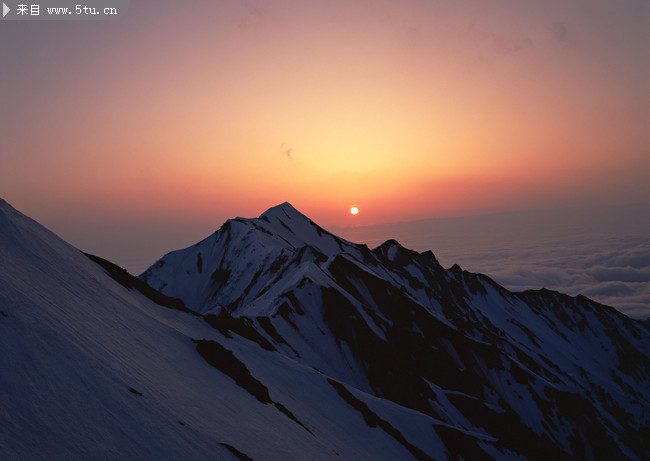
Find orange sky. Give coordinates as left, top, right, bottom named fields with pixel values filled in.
left=1, top=0, right=648, bottom=251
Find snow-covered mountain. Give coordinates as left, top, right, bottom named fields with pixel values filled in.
left=2, top=199, right=649, bottom=459
left=141, top=202, right=650, bottom=459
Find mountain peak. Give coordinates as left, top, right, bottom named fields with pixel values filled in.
left=260, top=202, right=306, bottom=222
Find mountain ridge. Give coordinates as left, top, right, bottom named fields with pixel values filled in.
left=2, top=199, right=649, bottom=459
left=141, top=201, right=650, bottom=459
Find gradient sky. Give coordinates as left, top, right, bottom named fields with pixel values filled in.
left=1, top=0, right=648, bottom=265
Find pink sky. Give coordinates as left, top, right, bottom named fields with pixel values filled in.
left=1, top=0, right=648, bottom=261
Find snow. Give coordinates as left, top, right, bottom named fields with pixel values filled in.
left=2, top=198, right=649, bottom=459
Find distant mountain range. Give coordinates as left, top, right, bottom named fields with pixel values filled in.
left=1, top=199, right=649, bottom=460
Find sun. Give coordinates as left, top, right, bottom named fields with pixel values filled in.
left=350, top=206, right=359, bottom=215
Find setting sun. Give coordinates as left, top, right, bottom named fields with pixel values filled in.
left=350, top=207, right=359, bottom=215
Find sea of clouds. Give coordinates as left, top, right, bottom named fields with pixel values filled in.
left=337, top=203, right=650, bottom=320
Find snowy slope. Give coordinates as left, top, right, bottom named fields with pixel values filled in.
left=140, top=202, right=367, bottom=316
left=142, top=202, right=650, bottom=460
left=0, top=198, right=473, bottom=460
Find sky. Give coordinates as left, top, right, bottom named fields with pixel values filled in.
left=1, top=1, right=648, bottom=282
